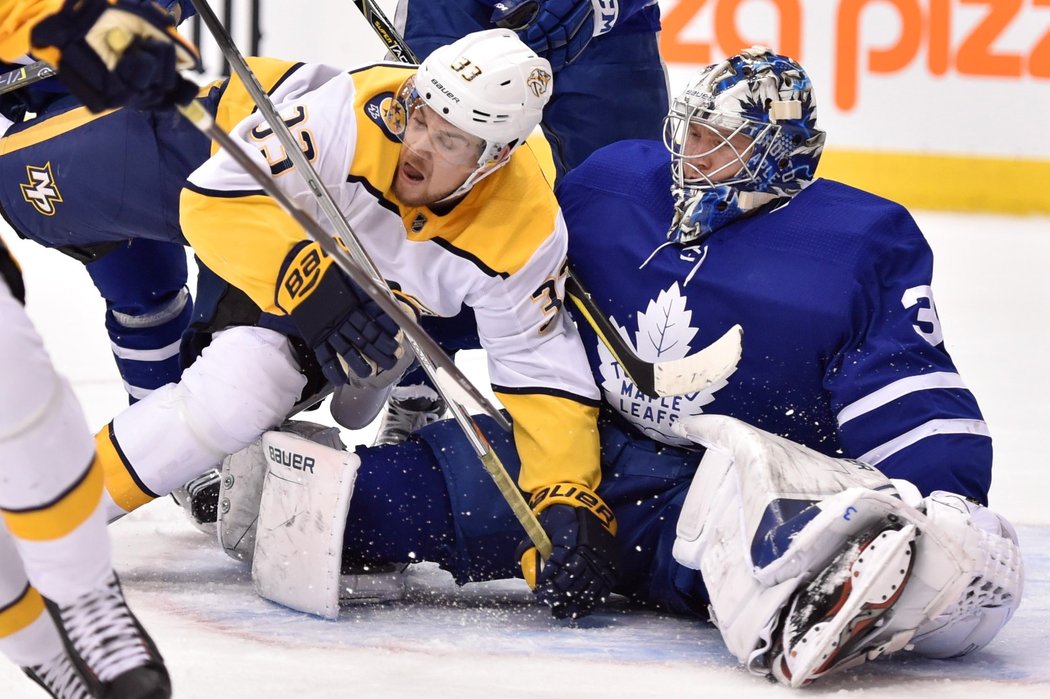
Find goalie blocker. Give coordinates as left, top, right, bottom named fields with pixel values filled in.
left=671, top=415, right=1023, bottom=687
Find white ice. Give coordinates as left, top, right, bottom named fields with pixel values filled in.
left=1, top=210, right=1048, bottom=697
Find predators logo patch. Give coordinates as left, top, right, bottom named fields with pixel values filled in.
left=20, top=163, right=63, bottom=216
left=526, top=68, right=552, bottom=98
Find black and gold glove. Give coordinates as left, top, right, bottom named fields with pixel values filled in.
left=517, top=482, right=619, bottom=619
left=31, top=0, right=200, bottom=112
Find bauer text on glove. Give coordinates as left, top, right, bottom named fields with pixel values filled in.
left=517, top=482, right=619, bottom=619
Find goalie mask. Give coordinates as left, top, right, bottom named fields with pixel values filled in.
left=664, top=47, right=826, bottom=245
left=386, top=28, right=553, bottom=203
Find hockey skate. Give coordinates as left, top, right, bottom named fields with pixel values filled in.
left=23, top=648, right=92, bottom=699
left=170, top=469, right=221, bottom=536
left=372, top=384, right=447, bottom=446
left=339, top=561, right=409, bottom=605
left=46, top=572, right=170, bottom=699
left=769, top=522, right=919, bottom=687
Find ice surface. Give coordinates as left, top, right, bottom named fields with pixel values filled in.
left=1, top=210, right=1047, bottom=697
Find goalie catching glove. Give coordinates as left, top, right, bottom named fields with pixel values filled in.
left=277, top=241, right=404, bottom=385
left=517, top=482, right=619, bottom=619
left=30, top=0, right=201, bottom=112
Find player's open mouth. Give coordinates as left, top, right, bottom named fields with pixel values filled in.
left=401, top=161, right=425, bottom=183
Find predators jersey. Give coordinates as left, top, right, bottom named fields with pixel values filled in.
left=0, top=0, right=62, bottom=61
left=181, top=59, right=601, bottom=495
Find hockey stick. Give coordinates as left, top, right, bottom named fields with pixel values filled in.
left=0, top=60, right=56, bottom=96
left=181, top=1, right=553, bottom=558
left=350, top=0, right=744, bottom=398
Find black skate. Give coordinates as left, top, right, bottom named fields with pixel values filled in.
left=769, top=522, right=918, bottom=687
left=170, top=468, right=221, bottom=536
left=45, top=572, right=171, bottom=699
left=23, top=648, right=91, bottom=699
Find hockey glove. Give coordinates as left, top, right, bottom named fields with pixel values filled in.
left=517, top=483, right=619, bottom=619
left=277, top=242, right=403, bottom=385
left=30, top=0, right=201, bottom=112
left=492, top=0, right=620, bottom=70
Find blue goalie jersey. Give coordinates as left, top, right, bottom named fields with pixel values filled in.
left=558, top=140, right=992, bottom=503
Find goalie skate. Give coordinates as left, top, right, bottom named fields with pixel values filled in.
left=770, top=522, right=918, bottom=688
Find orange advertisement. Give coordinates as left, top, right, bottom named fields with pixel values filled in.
left=657, top=0, right=1050, bottom=212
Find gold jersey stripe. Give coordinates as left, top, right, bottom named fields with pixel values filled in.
left=495, top=391, right=601, bottom=495
left=181, top=187, right=302, bottom=314
left=212, top=57, right=305, bottom=155
left=2, top=458, right=102, bottom=541
left=401, top=140, right=561, bottom=278
left=347, top=64, right=409, bottom=195
left=95, top=422, right=155, bottom=512
left=0, top=583, right=44, bottom=638
left=0, top=105, right=116, bottom=156
left=0, top=0, right=64, bottom=62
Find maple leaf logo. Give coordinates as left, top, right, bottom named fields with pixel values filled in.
left=597, top=283, right=730, bottom=446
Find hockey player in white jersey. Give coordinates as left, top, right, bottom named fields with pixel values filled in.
left=0, top=1, right=197, bottom=696
left=220, top=47, right=1022, bottom=687
left=90, top=29, right=613, bottom=616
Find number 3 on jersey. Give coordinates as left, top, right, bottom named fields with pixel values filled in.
left=902, top=285, right=944, bottom=346
left=248, top=105, right=317, bottom=176
left=531, top=260, right=568, bottom=335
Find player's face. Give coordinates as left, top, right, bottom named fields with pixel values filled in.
left=394, top=104, right=484, bottom=206
left=680, top=121, right=754, bottom=184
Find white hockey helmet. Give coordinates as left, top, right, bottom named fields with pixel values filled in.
left=393, top=28, right=553, bottom=199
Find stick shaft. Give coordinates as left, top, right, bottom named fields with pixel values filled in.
left=185, top=0, right=552, bottom=557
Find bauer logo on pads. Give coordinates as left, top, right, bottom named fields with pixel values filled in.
left=266, top=445, right=315, bottom=474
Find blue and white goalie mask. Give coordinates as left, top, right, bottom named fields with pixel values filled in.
left=663, top=46, right=826, bottom=245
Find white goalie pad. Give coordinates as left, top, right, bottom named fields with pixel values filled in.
left=669, top=415, right=990, bottom=685
left=218, top=420, right=345, bottom=562
left=251, top=429, right=360, bottom=619
left=670, top=416, right=913, bottom=669
left=908, top=491, right=1024, bottom=659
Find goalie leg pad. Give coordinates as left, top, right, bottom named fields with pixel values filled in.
left=218, top=421, right=344, bottom=562
left=251, top=430, right=359, bottom=619
left=670, top=415, right=927, bottom=675
left=908, top=491, right=1024, bottom=659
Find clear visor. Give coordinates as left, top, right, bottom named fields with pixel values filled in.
left=663, top=99, right=774, bottom=192
left=388, top=77, right=487, bottom=168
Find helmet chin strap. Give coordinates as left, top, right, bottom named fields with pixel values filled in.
left=433, top=142, right=515, bottom=205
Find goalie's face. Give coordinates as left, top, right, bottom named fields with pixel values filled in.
left=394, top=103, right=486, bottom=206
left=669, top=117, right=759, bottom=188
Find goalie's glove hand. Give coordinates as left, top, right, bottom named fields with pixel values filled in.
left=492, top=0, right=618, bottom=71
left=517, top=483, right=619, bottom=619
left=279, top=242, right=403, bottom=385
left=30, top=0, right=201, bottom=112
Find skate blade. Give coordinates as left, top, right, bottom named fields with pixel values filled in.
left=774, top=524, right=917, bottom=687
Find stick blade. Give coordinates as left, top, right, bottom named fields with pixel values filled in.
left=652, top=324, right=743, bottom=396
